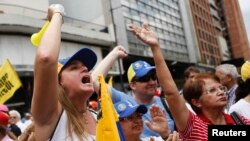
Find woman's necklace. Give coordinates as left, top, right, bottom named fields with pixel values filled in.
left=82, top=110, right=89, bottom=124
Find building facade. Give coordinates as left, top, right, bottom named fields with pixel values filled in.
left=104, top=0, right=250, bottom=87
left=0, top=0, right=116, bottom=110
left=188, top=0, right=222, bottom=66
left=216, top=0, right=250, bottom=61
left=183, top=0, right=249, bottom=68
left=108, top=0, right=196, bottom=62
left=104, top=0, right=201, bottom=88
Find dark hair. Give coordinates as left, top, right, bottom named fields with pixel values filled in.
left=0, top=126, right=17, bottom=140
left=184, top=66, right=200, bottom=82
left=235, top=78, right=250, bottom=102
left=183, top=73, right=220, bottom=114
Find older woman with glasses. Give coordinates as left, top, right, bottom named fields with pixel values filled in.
left=123, top=23, right=250, bottom=141
left=114, top=101, right=180, bottom=141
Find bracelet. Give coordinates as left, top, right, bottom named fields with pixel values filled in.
left=54, top=12, right=64, bottom=23
left=51, top=4, right=65, bottom=23
left=53, top=4, right=66, bottom=17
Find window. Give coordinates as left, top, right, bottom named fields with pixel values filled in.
left=131, top=9, right=139, bottom=20
left=140, top=13, right=147, bottom=23
left=138, top=2, right=145, bottom=12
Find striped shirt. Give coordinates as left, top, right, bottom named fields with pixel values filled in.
left=179, top=111, right=250, bottom=141
left=226, top=84, right=238, bottom=111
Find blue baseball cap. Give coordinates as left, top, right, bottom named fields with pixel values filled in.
left=58, top=48, right=97, bottom=73
left=127, top=60, right=155, bottom=83
left=114, top=101, right=147, bottom=118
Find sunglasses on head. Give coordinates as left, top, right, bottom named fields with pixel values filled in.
left=133, top=72, right=157, bottom=82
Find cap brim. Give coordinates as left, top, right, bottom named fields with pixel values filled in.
left=121, top=104, right=147, bottom=118
left=136, top=66, right=155, bottom=77
left=60, top=48, right=97, bottom=72
left=0, top=105, right=8, bottom=113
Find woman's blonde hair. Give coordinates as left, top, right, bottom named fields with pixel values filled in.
left=58, top=85, right=88, bottom=141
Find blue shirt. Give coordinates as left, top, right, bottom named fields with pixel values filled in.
left=111, top=88, right=175, bottom=138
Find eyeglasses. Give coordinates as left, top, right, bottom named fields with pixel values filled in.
left=204, top=85, right=227, bottom=95
left=119, top=113, right=143, bottom=122
left=10, top=116, right=17, bottom=119
left=133, top=73, right=157, bottom=82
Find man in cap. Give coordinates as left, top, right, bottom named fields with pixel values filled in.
left=92, top=44, right=175, bottom=138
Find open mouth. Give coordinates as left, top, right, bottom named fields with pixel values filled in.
left=82, top=75, right=90, bottom=84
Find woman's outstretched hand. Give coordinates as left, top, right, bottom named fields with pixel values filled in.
left=128, top=23, right=159, bottom=47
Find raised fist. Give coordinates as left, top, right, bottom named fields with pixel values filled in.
left=47, top=4, right=65, bottom=21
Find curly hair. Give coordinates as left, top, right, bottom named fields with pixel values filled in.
left=183, top=73, right=220, bottom=114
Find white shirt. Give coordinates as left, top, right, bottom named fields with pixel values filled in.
left=50, top=110, right=96, bottom=141
left=229, top=99, right=250, bottom=119
left=2, top=135, right=14, bottom=141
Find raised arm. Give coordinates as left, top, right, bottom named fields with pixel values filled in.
left=91, top=45, right=128, bottom=93
left=128, top=23, right=189, bottom=131
left=32, top=4, right=64, bottom=138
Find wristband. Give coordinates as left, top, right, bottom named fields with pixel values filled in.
left=51, top=4, right=66, bottom=23
left=54, top=12, right=64, bottom=23
left=52, top=4, right=66, bottom=16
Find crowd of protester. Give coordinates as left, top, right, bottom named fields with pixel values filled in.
left=1, top=4, right=250, bottom=141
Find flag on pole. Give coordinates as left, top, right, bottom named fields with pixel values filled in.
left=108, top=76, right=113, bottom=86
left=96, top=74, right=125, bottom=141
left=0, top=59, right=22, bottom=104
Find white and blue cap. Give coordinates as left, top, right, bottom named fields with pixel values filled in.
left=114, top=101, right=147, bottom=118
left=58, top=48, right=97, bottom=73
left=127, top=60, right=155, bottom=83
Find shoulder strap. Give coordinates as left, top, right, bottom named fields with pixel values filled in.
left=88, top=109, right=97, bottom=115
left=160, top=97, right=177, bottom=130
left=160, top=97, right=173, bottom=119
left=230, top=111, right=246, bottom=125
left=49, top=109, right=64, bottom=141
